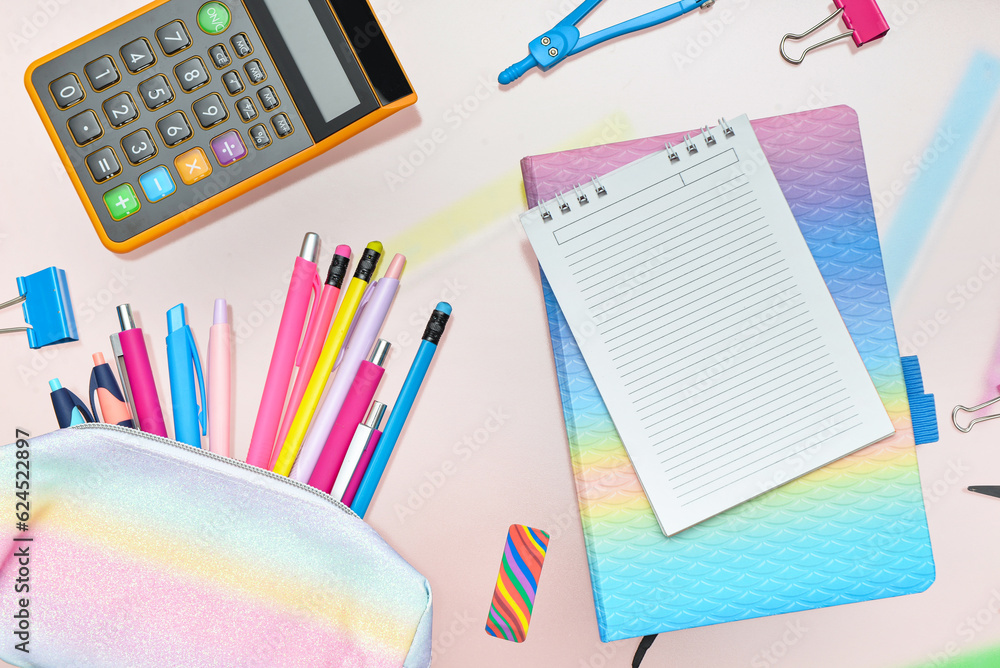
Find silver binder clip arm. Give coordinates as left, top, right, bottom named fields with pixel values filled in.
left=0, top=294, right=29, bottom=335
left=779, top=7, right=853, bottom=64
left=952, top=395, right=1000, bottom=433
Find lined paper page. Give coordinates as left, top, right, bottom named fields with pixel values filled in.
left=522, top=115, right=893, bottom=536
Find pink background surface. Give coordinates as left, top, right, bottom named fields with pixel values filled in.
left=2, top=1, right=1000, bottom=666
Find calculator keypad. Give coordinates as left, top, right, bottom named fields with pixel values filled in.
left=50, top=73, right=85, bottom=109
left=175, top=56, right=209, bottom=92
left=32, top=0, right=310, bottom=240
left=121, top=38, right=156, bottom=73
left=68, top=110, right=103, bottom=146
left=193, top=93, right=228, bottom=128
left=103, top=92, right=139, bottom=128
left=121, top=129, right=157, bottom=165
left=85, top=56, right=120, bottom=91
left=138, top=74, right=174, bottom=110
left=157, top=111, right=192, bottom=147
left=156, top=21, right=191, bottom=55
left=87, top=147, right=121, bottom=183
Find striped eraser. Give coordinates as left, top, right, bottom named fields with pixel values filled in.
left=485, top=524, right=550, bottom=642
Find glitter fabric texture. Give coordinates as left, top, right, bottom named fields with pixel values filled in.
left=0, top=424, right=432, bottom=668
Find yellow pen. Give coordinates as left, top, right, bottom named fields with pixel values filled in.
left=272, top=241, right=383, bottom=476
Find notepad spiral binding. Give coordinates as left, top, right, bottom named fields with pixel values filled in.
left=537, top=118, right=736, bottom=222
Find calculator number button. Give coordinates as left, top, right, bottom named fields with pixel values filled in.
left=86, top=147, right=122, bottom=183
left=67, top=110, right=103, bottom=146
left=211, top=130, right=247, bottom=166
left=49, top=73, right=84, bottom=109
left=156, top=111, right=193, bottom=147
left=244, top=60, right=266, bottom=85
left=103, top=92, right=139, bottom=128
left=139, top=166, right=176, bottom=203
left=193, top=93, right=228, bottom=128
left=174, top=147, right=213, bottom=185
left=222, top=71, right=244, bottom=96
left=175, top=57, right=210, bottom=92
left=121, top=129, right=157, bottom=166
left=271, top=113, right=293, bottom=138
left=209, top=44, right=231, bottom=69
left=249, top=124, right=271, bottom=149
left=230, top=33, right=253, bottom=58
left=104, top=184, right=141, bottom=221
left=236, top=97, right=258, bottom=122
left=84, top=56, right=120, bottom=92
left=138, top=75, right=175, bottom=110
left=157, top=21, right=192, bottom=55
left=257, top=86, right=279, bottom=111
left=121, top=38, right=156, bottom=74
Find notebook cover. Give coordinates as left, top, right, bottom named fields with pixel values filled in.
left=522, top=105, right=935, bottom=641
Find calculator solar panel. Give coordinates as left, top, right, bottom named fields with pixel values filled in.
left=26, top=0, right=415, bottom=252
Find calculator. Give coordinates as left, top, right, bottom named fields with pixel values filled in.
left=25, top=0, right=416, bottom=253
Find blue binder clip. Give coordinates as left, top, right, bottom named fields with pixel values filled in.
left=499, top=0, right=716, bottom=84
left=1, top=267, right=78, bottom=349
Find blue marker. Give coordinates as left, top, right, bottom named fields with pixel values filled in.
left=49, top=378, right=94, bottom=428
left=351, top=302, right=451, bottom=517
left=166, top=304, right=206, bottom=447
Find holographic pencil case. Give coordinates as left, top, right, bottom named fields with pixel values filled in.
left=0, top=424, right=432, bottom=668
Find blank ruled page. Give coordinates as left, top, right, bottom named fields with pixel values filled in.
left=521, top=115, right=894, bottom=536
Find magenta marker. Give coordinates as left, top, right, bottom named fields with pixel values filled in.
left=334, top=401, right=386, bottom=503
left=116, top=304, right=167, bottom=437
left=308, top=339, right=390, bottom=493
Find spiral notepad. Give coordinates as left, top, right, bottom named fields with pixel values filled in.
left=520, top=114, right=894, bottom=536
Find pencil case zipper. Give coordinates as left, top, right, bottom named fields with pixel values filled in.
left=71, top=422, right=358, bottom=518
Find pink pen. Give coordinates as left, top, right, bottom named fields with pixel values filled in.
left=246, top=233, right=322, bottom=469
left=291, top=254, right=405, bottom=482
left=208, top=299, right=231, bottom=457
left=115, top=304, right=167, bottom=438
left=308, top=339, right=390, bottom=493
left=333, top=401, right=387, bottom=502
left=342, top=420, right=384, bottom=506
left=270, top=246, right=352, bottom=468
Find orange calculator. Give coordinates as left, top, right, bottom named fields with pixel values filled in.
left=25, top=0, right=416, bottom=253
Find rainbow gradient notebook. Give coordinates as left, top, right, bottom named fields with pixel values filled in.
left=522, top=106, right=935, bottom=641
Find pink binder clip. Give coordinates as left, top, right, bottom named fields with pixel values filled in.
left=780, top=0, right=889, bottom=64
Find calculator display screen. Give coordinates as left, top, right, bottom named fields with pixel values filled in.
left=259, top=0, right=360, bottom=122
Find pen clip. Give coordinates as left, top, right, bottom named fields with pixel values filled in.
left=336, top=280, right=377, bottom=371
left=296, top=270, right=325, bottom=367
left=88, top=367, right=102, bottom=422
left=71, top=390, right=95, bottom=423
left=185, top=326, right=208, bottom=435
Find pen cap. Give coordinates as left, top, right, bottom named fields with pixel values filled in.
left=299, top=232, right=320, bottom=263
left=364, top=401, right=387, bottom=430
left=368, top=339, right=391, bottom=367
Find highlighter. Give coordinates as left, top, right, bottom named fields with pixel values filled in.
left=272, top=241, right=383, bottom=476
left=117, top=304, right=168, bottom=438
left=166, top=304, right=207, bottom=448
left=308, top=339, right=391, bottom=493
left=49, top=378, right=94, bottom=428
left=89, top=352, right=133, bottom=427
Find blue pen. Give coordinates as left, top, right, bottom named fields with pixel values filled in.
left=166, top=304, right=207, bottom=448
left=351, top=302, right=452, bottom=517
left=49, top=378, right=94, bottom=428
